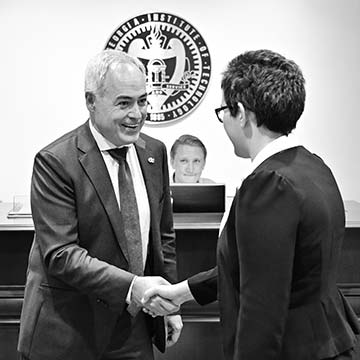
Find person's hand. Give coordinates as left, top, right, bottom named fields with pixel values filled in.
left=142, top=294, right=179, bottom=317
left=165, top=315, right=183, bottom=347
left=141, top=280, right=194, bottom=316
left=131, top=276, right=177, bottom=310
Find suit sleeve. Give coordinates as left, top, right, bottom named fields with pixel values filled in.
left=31, top=150, right=133, bottom=312
left=234, top=170, right=300, bottom=359
left=188, top=266, right=218, bottom=305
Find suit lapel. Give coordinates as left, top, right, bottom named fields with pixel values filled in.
left=76, top=122, right=129, bottom=262
left=135, top=136, right=160, bottom=232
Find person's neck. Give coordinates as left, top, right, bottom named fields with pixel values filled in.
left=249, top=128, right=282, bottom=161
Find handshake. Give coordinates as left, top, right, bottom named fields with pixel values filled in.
left=130, top=276, right=193, bottom=347
left=131, top=276, right=194, bottom=317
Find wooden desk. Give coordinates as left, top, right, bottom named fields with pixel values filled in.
left=0, top=204, right=225, bottom=360
left=1, top=201, right=360, bottom=360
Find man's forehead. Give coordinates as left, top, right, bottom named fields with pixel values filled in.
left=176, top=145, right=205, bottom=158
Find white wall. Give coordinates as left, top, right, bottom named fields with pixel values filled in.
left=1, top=0, right=360, bottom=202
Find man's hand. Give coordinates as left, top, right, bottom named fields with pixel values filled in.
left=142, top=294, right=180, bottom=317
left=165, top=315, right=183, bottom=347
left=141, top=280, right=194, bottom=316
left=131, top=276, right=178, bottom=313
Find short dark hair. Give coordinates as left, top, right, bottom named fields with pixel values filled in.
left=221, top=49, right=306, bottom=135
left=170, top=134, right=207, bottom=160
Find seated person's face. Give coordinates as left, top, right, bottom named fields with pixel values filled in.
left=171, top=144, right=206, bottom=183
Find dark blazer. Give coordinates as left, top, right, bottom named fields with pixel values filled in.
left=189, top=146, right=359, bottom=360
left=18, top=121, right=177, bottom=360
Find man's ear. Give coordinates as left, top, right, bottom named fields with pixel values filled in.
left=85, top=92, right=96, bottom=112
left=237, top=102, right=247, bottom=128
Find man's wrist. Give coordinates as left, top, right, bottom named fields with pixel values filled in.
left=174, top=280, right=194, bottom=305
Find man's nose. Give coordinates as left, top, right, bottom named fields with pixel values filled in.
left=128, top=103, right=142, bottom=119
left=186, top=162, right=194, bottom=172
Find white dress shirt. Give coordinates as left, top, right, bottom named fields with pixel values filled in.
left=89, top=120, right=150, bottom=268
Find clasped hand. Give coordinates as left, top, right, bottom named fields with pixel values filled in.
left=131, top=276, right=180, bottom=317
left=141, top=280, right=193, bottom=317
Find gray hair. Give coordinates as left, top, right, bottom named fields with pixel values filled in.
left=84, top=49, right=146, bottom=94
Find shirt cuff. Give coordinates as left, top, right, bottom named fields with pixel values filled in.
left=126, top=275, right=138, bottom=304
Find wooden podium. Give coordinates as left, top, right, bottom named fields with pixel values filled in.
left=1, top=201, right=360, bottom=360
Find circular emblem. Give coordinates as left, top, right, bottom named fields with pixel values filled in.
left=105, top=12, right=211, bottom=124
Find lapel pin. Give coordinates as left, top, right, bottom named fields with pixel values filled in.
left=148, top=157, right=155, bottom=164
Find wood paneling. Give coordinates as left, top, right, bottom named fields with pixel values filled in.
left=1, top=202, right=360, bottom=359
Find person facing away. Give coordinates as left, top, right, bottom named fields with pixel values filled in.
left=170, top=134, right=215, bottom=184
left=18, top=49, right=182, bottom=360
left=143, top=49, right=360, bottom=359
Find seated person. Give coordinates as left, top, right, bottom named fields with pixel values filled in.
left=170, top=134, right=215, bottom=183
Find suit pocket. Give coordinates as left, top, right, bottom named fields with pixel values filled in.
left=40, top=282, right=76, bottom=292
left=29, top=285, right=95, bottom=358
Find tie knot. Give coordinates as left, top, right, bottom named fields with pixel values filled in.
left=108, top=147, right=128, bottom=162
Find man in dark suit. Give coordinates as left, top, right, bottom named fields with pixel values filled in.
left=143, top=49, right=359, bottom=359
left=18, top=50, right=182, bottom=360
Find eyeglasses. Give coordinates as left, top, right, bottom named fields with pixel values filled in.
left=214, top=105, right=229, bottom=123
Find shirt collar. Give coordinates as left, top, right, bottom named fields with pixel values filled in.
left=248, top=135, right=300, bottom=174
left=89, top=120, right=133, bottom=151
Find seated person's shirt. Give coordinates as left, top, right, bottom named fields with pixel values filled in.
left=171, top=173, right=215, bottom=184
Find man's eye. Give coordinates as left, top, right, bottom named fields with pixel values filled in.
left=138, top=98, right=148, bottom=106
left=118, top=101, right=130, bottom=108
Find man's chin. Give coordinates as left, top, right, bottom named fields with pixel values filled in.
left=114, top=132, right=140, bottom=146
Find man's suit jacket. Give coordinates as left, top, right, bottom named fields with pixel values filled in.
left=18, top=121, right=177, bottom=360
left=189, top=146, right=359, bottom=360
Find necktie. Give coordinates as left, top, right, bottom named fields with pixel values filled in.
left=107, top=147, right=144, bottom=277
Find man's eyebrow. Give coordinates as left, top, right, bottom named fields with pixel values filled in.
left=115, top=93, right=148, bottom=101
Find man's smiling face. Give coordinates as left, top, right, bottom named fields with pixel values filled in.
left=91, top=62, right=147, bottom=146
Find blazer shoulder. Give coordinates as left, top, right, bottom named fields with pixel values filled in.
left=240, top=168, right=303, bottom=210
left=244, top=168, right=295, bottom=191
left=39, top=122, right=89, bottom=156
